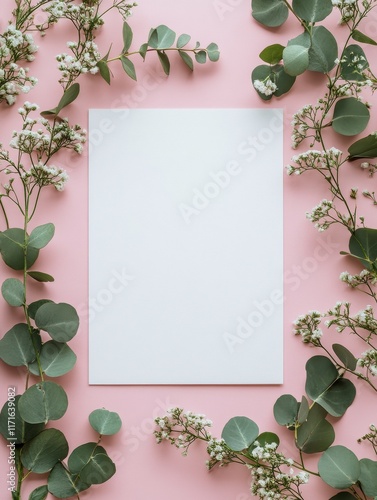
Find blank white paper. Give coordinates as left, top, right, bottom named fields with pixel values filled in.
left=89, top=108, right=283, bottom=384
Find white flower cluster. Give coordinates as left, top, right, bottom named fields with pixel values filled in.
left=358, top=348, right=377, bottom=376
left=26, top=161, right=69, bottom=191
left=360, top=161, right=377, bottom=177
left=340, top=269, right=377, bottom=289
left=154, top=407, right=213, bottom=456
left=331, top=0, right=357, bottom=23
left=254, top=78, right=278, bottom=97
left=0, top=25, right=38, bottom=105
left=293, top=310, right=323, bottom=345
left=291, top=104, right=314, bottom=149
left=286, top=148, right=342, bottom=176
left=249, top=443, right=309, bottom=499
left=306, top=199, right=334, bottom=231
left=206, top=438, right=235, bottom=469
left=57, top=40, right=101, bottom=82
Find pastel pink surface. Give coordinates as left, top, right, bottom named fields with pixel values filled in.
left=0, top=1, right=376, bottom=499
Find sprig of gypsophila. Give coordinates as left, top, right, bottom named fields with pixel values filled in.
left=0, top=100, right=86, bottom=226
left=293, top=303, right=377, bottom=391
left=154, top=408, right=314, bottom=500
left=38, top=1, right=136, bottom=89
left=358, top=424, right=377, bottom=454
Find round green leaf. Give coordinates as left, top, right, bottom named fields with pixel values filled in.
left=308, top=26, right=338, bottom=73
left=195, top=50, right=207, bottom=64
left=21, top=428, right=68, bottom=473
left=318, top=446, right=360, bottom=489
left=28, top=223, right=55, bottom=250
left=252, top=0, right=289, bottom=27
left=0, top=323, right=37, bottom=367
left=29, top=341, right=77, bottom=377
left=359, top=459, right=377, bottom=496
left=177, top=34, right=191, bottom=49
left=1, top=278, right=25, bottom=306
left=349, top=227, right=377, bottom=270
left=28, top=485, right=48, bottom=500
left=332, top=97, right=370, bottom=136
left=259, top=44, right=285, bottom=65
left=332, top=344, right=357, bottom=370
left=148, top=25, right=176, bottom=49
left=80, top=453, right=116, bottom=485
left=283, top=45, right=309, bottom=76
left=0, top=228, right=39, bottom=270
left=89, top=409, right=122, bottom=436
left=28, top=299, right=53, bottom=320
left=292, top=0, right=333, bottom=22
left=297, top=395, right=309, bottom=424
left=206, top=43, right=220, bottom=62
left=68, top=442, right=107, bottom=474
left=221, top=416, right=259, bottom=451
left=252, top=65, right=275, bottom=101
left=305, top=356, right=356, bottom=416
left=19, top=381, right=68, bottom=424
left=348, top=134, right=377, bottom=160
left=340, top=44, right=369, bottom=82
left=179, top=51, right=194, bottom=71
left=254, top=432, right=280, bottom=448
left=296, top=404, right=335, bottom=453
left=273, top=394, right=298, bottom=426
left=273, top=64, right=296, bottom=96
left=35, top=302, right=79, bottom=342
left=0, top=395, right=45, bottom=444
left=48, top=462, right=90, bottom=498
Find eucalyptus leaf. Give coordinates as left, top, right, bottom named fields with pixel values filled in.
left=48, top=462, right=90, bottom=498
left=352, top=29, right=377, bottom=46
left=252, top=64, right=295, bottom=100
left=122, top=21, right=133, bottom=52
left=340, top=45, right=369, bottom=82
left=296, top=403, right=335, bottom=453
left=292, top=0, right=333, bottom=22
left=206, top=43, right=220, bottom=62
left=259, top=44, right=285, bottom=64
left=332, top=344, right=357, bottom=370
left=305, top=356, right=356, bottom=416
left=222, top=416, right=259, bottom=451
left=148, top=25, right=176, bottom=49
left=0, top=395, right=45, bottom=444
left=157, top=50, right=170, bottom=75
left=35, top=302, right=79, bottom=342
left=29, top=341, right=77, bottom=377
left=97, top=60, right=111, bottom=85
left=89, top=408, right=122, bottom=435
left=19, top=381, right=68, bottom=424
left=297, top=395, right=309, bottom=424
left=253, top=432, right=280, bottom=448
left=359, top=458, right=377, bottom=496
left=41, top=84, right=80, bottom=118
left=121, top=56, right=137, bottom=81
left=318, top=446, right=360, bottom=489
left=80, top=453, right=116, bottom=485
left=21, top=428, right=68, bottom=473
left=139, top=42, right=148, bottom=60
left=349, top=228, right=377, bottom=270
left=273, top=394, right=298, bottom=427
left=309, top=26, right=338, bottom=73
left=27, top=271, right=54, bottom=283
left=179, top=51, right=193, bottom=71
left=1, top=278, right=25, bottom=306
left=29, top=485, right=48, bottom=500
left=332, top=97, right=370, bottom=136
left=195, top=50, right=207, bottom=64
left=27, top=299, right=52, bottom=320
left=28, top=223, right=55, bottom=249
left=0, top=323, right=36, bottom=367
left=283, top=45, right=309, bottom=76
left=68, top=442, right=107, bottom=474
left=177, top=34, right=191, bottom=49
left=252, top=0, right=289, bottom=27
left=348, top=134, right=377, bottom=160
left=0, top=228, right=39, bottom=270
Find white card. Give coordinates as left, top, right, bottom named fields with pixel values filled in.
left=89, top=108, right=283, bottom=384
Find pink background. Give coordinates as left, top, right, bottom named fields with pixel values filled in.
left=1, top=0, right=377, bottom=498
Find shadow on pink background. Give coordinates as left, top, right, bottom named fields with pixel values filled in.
left=1, top=0, right=376, bottom=498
